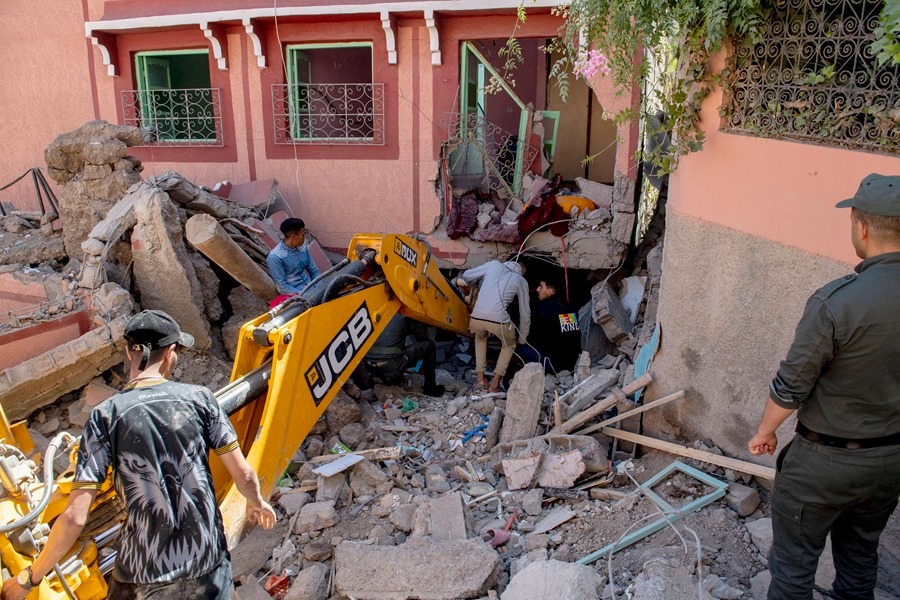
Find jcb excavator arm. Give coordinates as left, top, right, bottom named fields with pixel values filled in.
left=212, top=234, right=471, bottom=544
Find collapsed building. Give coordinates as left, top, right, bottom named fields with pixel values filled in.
left=0, top=104, right=895, bottom=600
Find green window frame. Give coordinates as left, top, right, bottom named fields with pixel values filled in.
left=285, top=43, right=376, bottom=142
left=133, top=49, right=218, bottom=144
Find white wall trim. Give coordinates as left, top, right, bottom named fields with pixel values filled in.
left=200, top=21, right=228, bottom=70
left=423, top=10, right=441, bottom=66
left=242, top=17, right=267, bottom=69
left=85, top=0, right=563, bottom=35
left=89, top=33, right=118, bottom=77
left=380, top=11, right=398, bottom=65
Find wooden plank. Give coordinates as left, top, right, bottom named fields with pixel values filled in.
left=553, top=391, right=563, bottom=429
left=599, top=428, right=776, bottom=480
left=550, top=373, right=653, bottom=435
left=309, top=446, right=401, bottom=464
left=577, top=390, right=685, bottom=435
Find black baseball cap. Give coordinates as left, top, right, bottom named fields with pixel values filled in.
left=124, top=310, right=194, bottom=350
left=836, top=174, right=900, bottom=216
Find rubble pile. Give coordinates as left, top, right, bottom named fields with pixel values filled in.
left=230, top=360, right=785, bottom=600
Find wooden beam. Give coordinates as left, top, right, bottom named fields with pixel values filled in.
left=599, top=428, right=776, bottom=480
left=550, top=373, right=653, bottom=435
left=578, top=390, right=685, bottom=435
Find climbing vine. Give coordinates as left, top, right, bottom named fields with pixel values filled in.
left=524, top=0, right=900, bottom=173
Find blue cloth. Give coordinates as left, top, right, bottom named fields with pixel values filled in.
left=266, top=241, right=321, bottom=294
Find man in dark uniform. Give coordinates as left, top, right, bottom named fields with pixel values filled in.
left=518, top=278, right=581, bottom=373
left=354, top=314, right=445, bottom=397
left=748, top=173, right=900, bottom=600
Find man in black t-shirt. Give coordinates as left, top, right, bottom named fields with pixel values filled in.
left=3, top=310, right=276, bottom=600
left=518, top=279, right=581, bottom=374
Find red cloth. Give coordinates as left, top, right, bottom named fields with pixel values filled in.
left=270, top=294, right=292, bottom=309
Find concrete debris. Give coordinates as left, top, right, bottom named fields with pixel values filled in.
left=725, top=482, right=761, bottom=517
left=749, top=570, right=771, bottom=600
left=501, top=559, right=603, bottom=600
left=45, top=121, right=146, bottom=258
left=132, top=189, right=212, bottom=349
left=702, top=574, right=742, bottom=599
left=293, top=501, right=338, bottom=534
left=334, top=539, right=501, bottom=600
left=223, top=286, right=268, bottom=359
left=499, top=363, right=545, bottom=444
left=284, top=563, right=329, bottom=600
left=591, top=282, right=633, bottom=344
left=631, top=561, right=701, bottom=600
left=429, top=492, right=468, bottom=541
left=560, top=369, right=620, bottom=419
left=185, top=213, right=277, bottom=302
left=0, top=315, right=127, bottom=420
left=277, top=490, right=311, bottom=516
left=746, top=517, right=773, bottom=557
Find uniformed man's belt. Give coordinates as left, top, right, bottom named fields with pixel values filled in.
left=797, top=422, right=900, bottom=449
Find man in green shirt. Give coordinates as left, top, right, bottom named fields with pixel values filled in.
left=749, top=174, right=900, bottom=600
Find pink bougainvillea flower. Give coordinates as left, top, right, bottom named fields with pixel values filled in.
left=574, top=49, right=611, bottom=79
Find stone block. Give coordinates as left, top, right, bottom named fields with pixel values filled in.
left=499, top=363, right=545, bottom=444
left=293, top=501, right=338, bottom=534
left=611, top=210, right=636, bottom=244
left=501, top=559, right=603, bottom=600
left=425, top=465, right=451, bottom=494
left=285, top=563, right=330, bottom=600
left=726, top=482, right=761, bottom=517
left=334, top=539, right=500, bottom=599
left=340, top=422, right=367, bottom=449
left=389, top=503, right=417, bottom=533
left=575, top=177, right=614, bottom=208
left=749, top=570, right=770, bottom=600
left=429, top=492, right=468, bottom=541
left=591, top=282, right=633, bottom=344
left=578, top=301, right=617, bottom=362
left=632, top=561, right=698, bottom=600
left=80, top=378, right=117, bottom=407
left=324, top=392, right=362, bottom=433
left=277, top=490, right=311, bottom=516
left=315, top=474, right=346, bottom=503
left=746, top=518, right=773, bottom=557
left=522, top=488, right=543, bottom=516
left=230, top=521, right=289, bottom=581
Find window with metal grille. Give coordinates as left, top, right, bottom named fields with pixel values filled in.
left=272, top=43, right=385, bottom=145
left=724, top=0, right=899, bottom=154
left=121, top=50, right=223, bottom=146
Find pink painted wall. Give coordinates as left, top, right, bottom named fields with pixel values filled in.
left=668, top=50, right=900, bottom=265
left=0, top=3, right=564, bottom=253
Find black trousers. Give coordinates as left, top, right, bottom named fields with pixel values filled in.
left=768, top=435, right=900, bottom=600
left=363, top=340, right=438, bottom=389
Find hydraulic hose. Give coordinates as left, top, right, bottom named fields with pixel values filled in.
left=0, top=432, right=74, bottom=533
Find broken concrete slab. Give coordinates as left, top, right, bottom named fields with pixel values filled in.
left=749, top=570, right=770, bottom=600
left=293, top=501, right=338, bottom=534
left=500, top=363, right=545, bottom=444
left=334, top=539, right=501, bottom=599
left=502, top=450, right=586, bottom=490
left=325, top=391, right=362, bottom=434
left=501, top=559, right=603, bottom=600
left=429, top=492, right=468, bottom=541
left=80, top=377, right=116, bottom=407
left=0, top=316, right=127, bottom=421
left=746, top=518, right=773, bottom=557
left=285, top=562, right=330, bottom=600
left=591, top=282, right=633, bottom=344
left=230, top=520, right=289, bottom=581
left=185, top=213, right=277, bottom=302
left=131, top=188, right=211, bottom=349
left=561, top=369, right=620, bottom=418
left=631, top=561, right=698, bottom=600
left=277, top=489, right=311, bottom=516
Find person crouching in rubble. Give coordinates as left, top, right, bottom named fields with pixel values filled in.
left=457, top=259, right=531, bottom=393
left=3, top=310, right=276, bottom=600
left=517, top=277, right=581, bottom=374
left=353, top=314, right=446, bottom=397
left=267, top=217, right=321, bottom=307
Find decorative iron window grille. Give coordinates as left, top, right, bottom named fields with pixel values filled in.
left=121, top=88, right=224, bottom=147
left=724, top=0, right=899, bottom=154
left=272, top=83, right=385, bottom=145
left=444, top=112, right=541, bottom=199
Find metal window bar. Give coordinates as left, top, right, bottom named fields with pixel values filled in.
left=444, top=112, right=541, bottom=200
left=121, top=88, right=224, bottom=147
left=724, top=0, right=900, bottom=154
left=272, top=83, right=385, bottom=145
